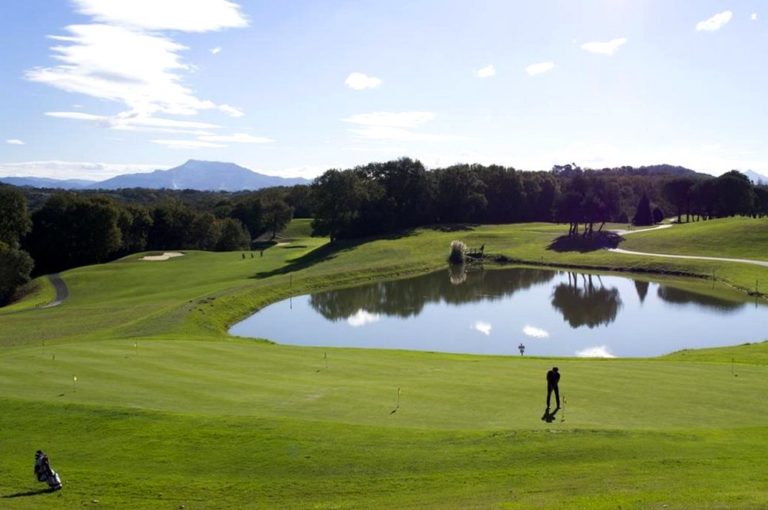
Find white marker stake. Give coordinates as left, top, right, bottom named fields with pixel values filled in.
left=73, top=375, right=77, bottom=391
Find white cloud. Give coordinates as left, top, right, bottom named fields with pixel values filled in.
left=72, top=0, right=247, bottom=32
left=475, top=64, right=496, bottom=78
left=27, top=24, right=215, bottom=117
left=218, top=104, right=244, bottom=117
left=210, top=46, right=222, bottom=54
left=523, top=325, right=549, bottom=338
left=0, top=160, right=161, bottom=180
left=27, top=2, right=248, bottom=147
left=341, top=111, right=467, bottom=142
left=45, top=111, right=220, bottom=134
left=6, top=139, right=25, bottom=145
left=152, top=139, right=226, bottom=149
left=580, top=37, right=627, bottom=56
left=345, top=72, right=382, bottom=90
left=347, top=309, right=381, bottom=327
left=575, top=345, right=616, bottom=358
left=472, top=321, right=492, bottom=336
left=526, top=62, right=555, bottom=76
left=696, top=11, right=733, bottom=31
left=198, top=133, right=273, bottom=144
left=751, top=13, right=758, bottom=21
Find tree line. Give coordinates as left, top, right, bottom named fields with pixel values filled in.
left=0, top=185, right=299, bottom=304
left=310, top=159, right=768, bottom=241
left=2, top=158, right=767, bottom=306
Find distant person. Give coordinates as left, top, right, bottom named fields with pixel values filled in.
left=546, top=367, right=560, bottom=409
left=34, top=450, right=62, bottom=491
left=518, top=343, right=525, bottom=356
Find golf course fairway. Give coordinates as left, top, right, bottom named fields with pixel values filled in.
left=1, top=218, right=767, bottom=509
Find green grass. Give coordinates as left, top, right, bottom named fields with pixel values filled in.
left=0, top=276, right=56, bottom=313
left=622, top=217, right=768, bottom=260
left=1, top=218, right=767, bottom=508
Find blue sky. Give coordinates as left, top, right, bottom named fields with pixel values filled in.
left=1, top=1, right=766, bottom=180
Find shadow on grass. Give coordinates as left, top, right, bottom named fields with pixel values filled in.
left=3, top=488, right=58, bottom=498
left=425, top=223, right=478, bottom=233
left=253, top=229, right=417, bottom=278
left=547, top=231, right=623, bottom=253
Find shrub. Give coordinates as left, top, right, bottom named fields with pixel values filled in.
left=448, top=240, right=466, bottom=264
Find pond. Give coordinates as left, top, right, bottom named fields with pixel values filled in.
left=229, top=267, right=767, bottom=357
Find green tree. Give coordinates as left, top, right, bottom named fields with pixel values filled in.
left=231, top=198, right=265, bottom=238
left=0, top=185, right=32, bottom=248
left=431, top=165, right=487, bottom=223
left=632, top=193, right=654, bottom=226
left=715, top=171, right=754, bottom=217
left=191, top=212, right=221, bottom=250
left=117, top=205, right=153, bottom=254
left=147, top=201, right=198, bottom=250
left=662, top=177, right=695, bottom=223
left=216, top=218, right=251, bottom=251
left=263, top=199, right=293, bottom=239
left=27, top=193, right=122, bottom=273
left=0, top=243, right=34, bottom=305
left=0, top=186, right=33, bottom=305
left=311, top=170, right=368, bottom=242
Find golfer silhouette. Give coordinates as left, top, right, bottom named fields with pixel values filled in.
left=546, top=366, right=560, bottom=409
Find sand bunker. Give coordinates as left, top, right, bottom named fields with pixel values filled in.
left=140, top=252, right=184, bottom=261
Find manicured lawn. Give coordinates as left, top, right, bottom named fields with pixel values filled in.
left=1, top=219, right=767, bottom=508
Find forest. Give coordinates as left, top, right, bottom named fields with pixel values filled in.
left=1, top=158, right=766, bottom=305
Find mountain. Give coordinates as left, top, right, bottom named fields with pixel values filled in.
left=0, top=160, right=311, bottom=191
left=743, top=169, right=768, bottom=185
left=0, top=176, right=96, bottom=189
left=93, top=160, right=310, bottom=190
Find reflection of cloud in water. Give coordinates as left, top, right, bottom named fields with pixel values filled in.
left=575, top=345, right=616, bottom=358
left=523, top=325, right=549, bottom=338
left=347, top=309, right=381, bottom=327
left=472, top=321, right=492, bottom=336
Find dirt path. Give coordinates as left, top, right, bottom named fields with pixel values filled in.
left=41, top=273, right=69, bottom=308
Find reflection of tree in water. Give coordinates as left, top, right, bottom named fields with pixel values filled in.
left=310, top=268, right=556, bottom=321
left=634, top=280, right=649, bottom=304
left=656, top=286, right=743, bottom=313
left=551, top=272, right=622, bottom=328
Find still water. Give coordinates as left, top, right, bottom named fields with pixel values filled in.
left=230, top=267, right=767, bottom=357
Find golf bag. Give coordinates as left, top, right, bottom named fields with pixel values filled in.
left=34, top=450, right=62, bottom=490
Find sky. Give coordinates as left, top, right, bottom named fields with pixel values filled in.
left=1, top=0, right=766, bottom=180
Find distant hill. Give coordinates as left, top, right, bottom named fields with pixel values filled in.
left=0, top=176, right=96, bottom=189
left=743, top=169, right=768, bottom=185
left=591, top=164, right=708, bottom=178
left=0, top=160, right=310, bottom=191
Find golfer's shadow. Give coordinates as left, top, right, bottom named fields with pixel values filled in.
left=2, top=488, right=57, bottom=498
left=541, top=406, right=560, bottom=423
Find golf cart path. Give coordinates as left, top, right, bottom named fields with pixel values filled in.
left=607, top=223, right=768, bottom=268
left=608, top=248, right=768, bottom=268
left=41, top=273, right=69, bottom=308
left=611, top=224, right=673, bottom=236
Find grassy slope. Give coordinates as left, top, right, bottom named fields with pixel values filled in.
left=1, top=219, right=767, bottom=509
left=621, top=217, right=768, bottom=260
